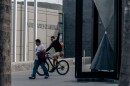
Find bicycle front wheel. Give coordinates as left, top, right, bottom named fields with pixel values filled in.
left=56, top=60, right=69, bottom=75
left=37, top=62, right=49, bottom=76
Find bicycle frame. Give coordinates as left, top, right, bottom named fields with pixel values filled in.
left=37, top=52, right=69, bottom=75
left=46, top=53, right=55, bottom=68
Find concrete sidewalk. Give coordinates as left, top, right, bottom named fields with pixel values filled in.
left=11, top=57, right=91, bottom=72
left=12, top=65, right=118, bottom=86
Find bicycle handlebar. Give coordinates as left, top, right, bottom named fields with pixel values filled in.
left=46, top=52, right=50, bottom=55
left=45, top=52, right=51, bottom=58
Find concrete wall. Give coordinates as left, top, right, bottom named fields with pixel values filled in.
left=119, top=1, right=130, bottom=85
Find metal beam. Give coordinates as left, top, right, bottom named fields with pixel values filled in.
left=75, top=0, right=83, bottom=78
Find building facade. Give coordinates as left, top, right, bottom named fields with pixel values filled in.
left=63, top=0, right=115, bottom=58
left=11, top=2, right=62, bottom=62
left=63, top=0, right=130, bottom=84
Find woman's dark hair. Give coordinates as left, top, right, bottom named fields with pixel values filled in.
left=35, top=39, right=41, bottom=43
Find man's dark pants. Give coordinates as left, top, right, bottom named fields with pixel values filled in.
left=32, top=60, right=49, bottom=77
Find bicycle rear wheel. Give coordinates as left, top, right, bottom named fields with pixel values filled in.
left=37, top=62, right=49, bottom=76
left=56, top=60, right=69, bottom=75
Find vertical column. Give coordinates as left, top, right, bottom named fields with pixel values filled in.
left=62, top=13, right=64, bottom=52
left=34, top=0, right=37, bottom=39
left=58, top=13, right=64, bottom=51
left=92, top=4, right=98, bottom=60
left=62, top=13, right=64, bottom=43
left=115, top=0, right=122, bottom=79
left=23, top=0, right=28, bottom=61
left=34, top=0, right=37, bottom=57
left=75, top=0, right=83, bottom=77
left=13, top=0, right=17, bottom=62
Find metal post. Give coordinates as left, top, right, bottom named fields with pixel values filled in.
left=23, top=0, right=28, bottom=61
left=114, top=0, right=122, bottom=79
left=75, top=0, right=83, bottom=77
left=13, top=0, right=17, bottom=62
left=59, top=13, right=64, bottom=51
left=92, top=4, right=98, bottom=60
left=34, top=0, right=37, bottom=57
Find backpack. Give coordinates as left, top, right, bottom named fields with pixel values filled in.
left=37, top=51, right=46, bottom=64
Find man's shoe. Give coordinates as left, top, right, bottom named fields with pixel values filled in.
left=49, top=68, right=55, bottom=73
left=44, top=75, right=49, bottom=79
left=29, top=76, right=36, bottom=79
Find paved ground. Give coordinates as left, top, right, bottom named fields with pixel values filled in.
left=12, top=65, right=118, bottom=86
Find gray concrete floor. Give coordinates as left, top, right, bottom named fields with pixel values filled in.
left=12, top=65, right=118, bottom=86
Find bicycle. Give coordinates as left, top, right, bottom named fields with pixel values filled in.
left=37, top=52, right=69, bottom=76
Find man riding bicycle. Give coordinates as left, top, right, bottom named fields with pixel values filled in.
left=46, top=32, right=63, bottom=73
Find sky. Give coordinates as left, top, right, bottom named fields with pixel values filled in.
left=14, top=0, right=63, bottom=5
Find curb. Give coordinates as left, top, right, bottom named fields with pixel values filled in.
left=11, top=57, right=91, bottom=72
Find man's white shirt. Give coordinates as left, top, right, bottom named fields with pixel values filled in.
left=35, top=44, right=45, bottom=60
